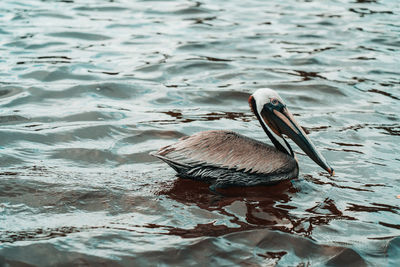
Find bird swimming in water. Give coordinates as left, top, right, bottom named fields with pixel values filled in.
left=152, top=88, right=334, bottom=191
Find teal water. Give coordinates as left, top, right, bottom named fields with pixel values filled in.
left=0, top=0, right=399, bottom=266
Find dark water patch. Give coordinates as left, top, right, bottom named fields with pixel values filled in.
left=25, top=41, right=66, bottom=50
left=332, top=142, right=363, bottom=147
left=363, top=183, right=386, bottom=188
left=148, top=110, right=252, bottom=125
left=306, top=198, right=343, bottom=216
left=200, top=90, right=250, bottom=103
left=350, top=56, right=376, bottom=61
left=257, top=250, right=287, bottom=261
left=293, top=70, right=326, bottom=81
left=166, top=61, right=232, bottom=75
left=0, top=155, right=25, bottom=167
left=364, top=160, right=387, bottom=167
left=176, top=42, right=208, bottom=51
left=50, top=147, right=153, bottom=166
left=326, top=147, right=364, bottom=154
left=387, top=237, right=400, bottom=266
left=339, top=123, right=370, bottom=132
left=134, top=63, right=162, bottom=74
left=368, top=89, right=400, bottom=100
left=379, top=82, right=397, bottom=88
left=121, top=129, right=185, bottom=144
left=0, top=86, right=23, bottom=99
left=346, top=203, right=399, bottom=214
left=349, top=7, right=394, bottom=17
left=52, top=124, right=125, bottom=140
left=1, top=226, right=81, bottom=243
left=17, top=57, right=71, bottom=65
left=0, top=115, right=29, bottom=124
left=88, top=70, right=120, bottom=76
left=370, top=38, right=400, bottom=48
left=150, top=89, right=251, bottom=107
left=325, top=248, right=367, bottom=267
left=0, top=172, right=18, bottom=176
left=354, top=0, right=377, bottom=3
left=368, top=235, right=398, bottom=240
left=107, top=23, right=141, bottom=29
left=368, top=69, right=400, bottom=76
left=1, top=174, right=144, bottom=211
left=186, top=55, right=232, bottom=62
left=3, top=41, right=26, bottom=48
left=217, top=83, right=232, bottom=88
left=73, top=6, right=128, bottom=12
left=379, top=222, right=400, bottom=230
left=173, top=7, right=212, bottom=15
left=19, top=33, right=35, bottom=40
left=124, top=151, right=156, bottom=163
left=289, top=57, right=323, bottom=66
left=50, top=148, right=119, bottom=165
left=0, top=243, right=122, bottom=266
left=24, top=124, right=41, bottom=128
left=185, top=16, right=217, bottom=26
left=302, top=125, right=331, bottom=133
left=17, top=60, right=70, bottom=65
left=20, top=69, right=98, bottom=82
left=0, top=28, right=11, bottom=35
left=0, top=177, right=58, bottom=198
left=296, top=34, right=325, bottom=39
left=164, top=84, right=180, bottom=88
left=376, top=125, right=400, bottom=136
left=61, top=111, right=122, bottom=122
left=38, top=56, right=71, bottom=60
left=184, top=90, right=250, bottom=105
left=47, top=31, right=111, bottom=41
left=0, top=124, right=119, bottom=147
left=159, top=221, right=259, bottom=239
left=308, top=46, right=335, bottom=54
left=31, top=12, right=73, bottom=19
left=199, top=112, right=252, bottom=122
left=317, top=20, right=335, bottom=26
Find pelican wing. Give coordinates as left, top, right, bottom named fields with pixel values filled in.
left=154, top=130, right=296, bottom=176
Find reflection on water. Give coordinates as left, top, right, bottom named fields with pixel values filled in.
left=1, top=0, right=400, bottom=265
left=160, top=178, right=356, bottom=239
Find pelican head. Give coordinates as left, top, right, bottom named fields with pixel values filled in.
left=249, top=88, right=334, bottom=175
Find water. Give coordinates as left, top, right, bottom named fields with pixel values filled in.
left=0, top=0, right=399, bottom=265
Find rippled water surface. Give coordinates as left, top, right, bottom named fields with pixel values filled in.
left=1, top=0, right=400, bottom=266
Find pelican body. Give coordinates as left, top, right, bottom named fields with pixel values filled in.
left=152, top=88, right=334, bottom=190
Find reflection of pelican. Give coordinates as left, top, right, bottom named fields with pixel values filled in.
left=152, top=88, right=334, bottom=190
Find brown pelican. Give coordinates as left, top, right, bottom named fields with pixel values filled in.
left=152, top=88, right=334, bottom=191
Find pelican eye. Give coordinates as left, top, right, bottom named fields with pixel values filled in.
left=271, top=98, right=279, bottom=106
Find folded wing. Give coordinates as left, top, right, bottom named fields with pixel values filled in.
left=153, top=130, right=297, bottom=176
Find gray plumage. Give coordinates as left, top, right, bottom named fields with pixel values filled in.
left=152, top=130, right=298, bottom=189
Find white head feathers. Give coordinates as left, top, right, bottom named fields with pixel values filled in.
left=251, top=88, right=285, bottom=114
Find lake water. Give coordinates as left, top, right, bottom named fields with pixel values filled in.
left=0, top=0, right=399, bottom=266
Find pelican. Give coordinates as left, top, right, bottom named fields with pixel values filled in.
left=152, top=88, right=334, bottom=191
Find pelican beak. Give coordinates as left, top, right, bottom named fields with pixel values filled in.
left=261, top=103, right=334, bottom=176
